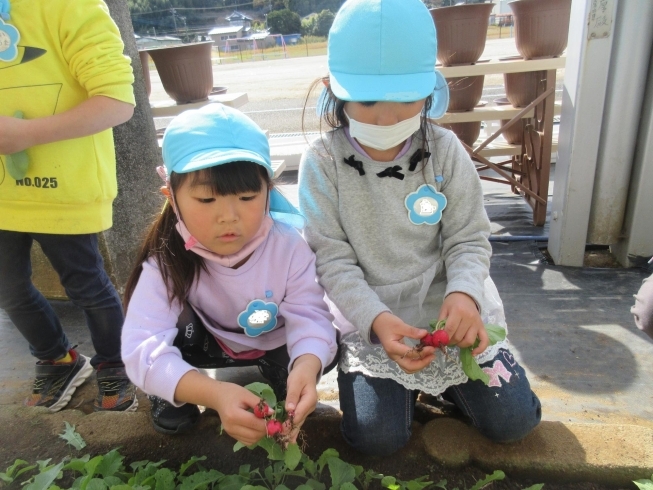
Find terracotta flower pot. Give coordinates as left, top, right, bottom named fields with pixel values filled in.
left=430, top=3, right=494, bottom=66
left=146, top=41, right=214, bottom=104
left=503, top=70, right=545, bottom=107
left=447, top=75, right=485, bottom=112
left=441, top=121, right=482, bottom=147
left=138, top=50, right=151, bottom=98
left=494, top=97, right=523, bottom=144
left=509, top=0, right=572, bottom=59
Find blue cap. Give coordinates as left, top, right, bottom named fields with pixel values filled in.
left=162, top=104, right=304, bottom=228
left=325, top=0, right=449, bottom=118
left=163, top=103, right=272, bottom=176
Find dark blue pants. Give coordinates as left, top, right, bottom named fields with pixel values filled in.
left=337, top=348, right=542, bottom=456
left=0, top=230, right=124, bottom=367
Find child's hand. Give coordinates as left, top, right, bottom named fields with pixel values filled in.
left=212, top=382, right=268, bottom=446
left=439, top=292, right=489, bottom=356
left=372, top=312, right=436, bottom=374
left=285, top=354, right=321, bottom=441
left=0, top=115, right=32, bottom=155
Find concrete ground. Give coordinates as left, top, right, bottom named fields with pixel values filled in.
left=1, top=173, right=652, bottom=487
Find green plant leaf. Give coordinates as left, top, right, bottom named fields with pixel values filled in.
left=469, top=470, right=505, bottom=490
left=85, top=477, right=108, bottom=490
left=381, top=476, right=396, bottom=487
left=0, top=459, right=36, bottom=483
left=404, top=477, right=434, bottom=490
left=634, top=477, right=653, bottom=490
left=284, top=443, right=302, bottom=471
left=273, top=485, right=291, bottom=490
left=317, top=448, right=339, bottom=474
left=327, top=457, right=356, bottom=488
left=58, top=422, right=86, bottom=450
left=178, top=456, right=205, bottom=476
left=242, top=486, right=269, bottom=490
left=257, top=436, right=285, bottom=461
left=339, top=483, right=358, bottom=490
left=216, top=473, right=247, bottom=490
left=245, top=382, right=277, bottom=407
left=24, top=461, right=64, bottom=490
left=154, top=467, right=176, bottom=490
left=178, top=469, right=225, bottom=490
left=95, top=449, right=124, bottom=478
left=301, top=479, right=326, bottom=490
left=485, top=324, right=507, bottom=345
left=62, top=455, right=91, bottom=474
left=521, top=485, right=545, bottom=490
left=459, top=347, right=490, bottom=385
left=434, top=480, right=448, bottom=489
left=429, top=319, right=446, bottom=332
left=103, top=476, right=124, bottom=487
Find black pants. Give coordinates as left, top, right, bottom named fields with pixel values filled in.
left=173, top=303, right=339, bottom=400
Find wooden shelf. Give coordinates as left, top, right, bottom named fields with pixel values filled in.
left=433, top=101, right=561, bottom=124
left=437, top=56, right=566, bottom=78
left=476, top=137, right=558, bottom=158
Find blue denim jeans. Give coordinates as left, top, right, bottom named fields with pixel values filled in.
left=0, top=230, right=124, bottom=367
left=337, top=348, right=542, bottom=456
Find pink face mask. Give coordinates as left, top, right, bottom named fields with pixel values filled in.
left=156, top=166, right=273, bottom=268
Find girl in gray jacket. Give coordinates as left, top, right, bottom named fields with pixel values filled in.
left=298, top=0, right=542, bottom=456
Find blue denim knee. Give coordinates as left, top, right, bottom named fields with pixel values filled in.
left=443, top=348, right=541, bottom=443
left=337, top=370, right=413, bottom=456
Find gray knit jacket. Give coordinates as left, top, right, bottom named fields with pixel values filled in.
left=298, top=125, right=492, bottom=343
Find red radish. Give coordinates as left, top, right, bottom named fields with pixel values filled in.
left=267, top=419, right=283, bottom=436
left=254, top=402, right=271, bottom=419
left=421, top=333, right=435, bottom=347
left=431, top=330, right=450, bottom=348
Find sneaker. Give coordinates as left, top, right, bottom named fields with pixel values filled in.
left=148, top=395, right=200, bottom=434
left=24, top=349, right=93, bottom=412
left=94, top=365, right=138, bottom=412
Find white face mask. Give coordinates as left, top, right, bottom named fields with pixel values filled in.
left=345, top=110, right=422, bottom=151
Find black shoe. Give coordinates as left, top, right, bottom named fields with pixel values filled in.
left=94, top=364, right=138, bottom=412
left=25, top=349, right=93, bottom=412
left=148, top=395, right=200, bottom=434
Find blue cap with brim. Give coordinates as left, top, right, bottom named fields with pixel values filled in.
left=320, top=0, right=449, bottom=119
left=162, top=104, right=304, bottom=228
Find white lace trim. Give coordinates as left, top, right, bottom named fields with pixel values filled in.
left=340, top=332, right=509, bottom=395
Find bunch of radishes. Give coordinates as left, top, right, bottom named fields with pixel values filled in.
left=244, top=382, right=297, bottom=450
left=416, top=319, right=507, bottom=386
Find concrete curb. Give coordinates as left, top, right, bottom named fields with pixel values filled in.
left=422, top=418, right=653, bottom=486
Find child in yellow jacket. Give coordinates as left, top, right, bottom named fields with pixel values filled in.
left=0, top=0, right=137, bottom=412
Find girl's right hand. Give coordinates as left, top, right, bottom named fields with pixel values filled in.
left=371, top=312, right=436, bottom=374
left=211, top=383, right=268, bottom=446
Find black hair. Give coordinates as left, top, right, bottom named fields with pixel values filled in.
left=124, top=162, right=270, bottom=310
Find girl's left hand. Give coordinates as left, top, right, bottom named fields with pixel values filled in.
left=439, top=292, right=489, bottom=356
left=284, top=354, right=322, bottom=441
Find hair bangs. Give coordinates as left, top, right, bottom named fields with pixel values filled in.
left=172, top=161, right=269, bottom=196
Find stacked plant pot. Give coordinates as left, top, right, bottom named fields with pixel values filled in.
left=430, top=3, right=494, bottom=147
left=501, top=0, right=572, bottom=138
left=145, top=41, right=215, bottom=105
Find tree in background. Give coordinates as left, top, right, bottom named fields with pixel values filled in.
left=285, top=0, right=312, bottom=17
left=313, top=9, right=334, bottom=37
left=267, top=8, right=301, bottom=34
left=301, top=14, right=317, bottom=36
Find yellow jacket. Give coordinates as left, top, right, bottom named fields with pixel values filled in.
left=0, top=0, right=135, bottom=234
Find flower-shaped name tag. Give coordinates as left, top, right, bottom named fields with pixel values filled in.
left=404, top=184, right=447, bottom=225
left=0, top=17, right=19, bottom=63
left=237, top=299, right=279, bottom=337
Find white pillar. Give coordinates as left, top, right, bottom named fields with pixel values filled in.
left=612, top=48, right=653, bottom=267
left=548, top=0, right=617, bottom=266
left=587, top=0, right=653, bottom=244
